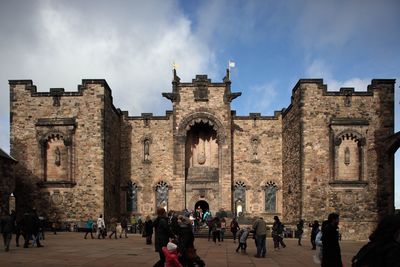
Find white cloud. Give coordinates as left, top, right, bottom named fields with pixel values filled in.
left=244, top=83, right=278, bottom=113
left=306, top=59, right=370, bottom=91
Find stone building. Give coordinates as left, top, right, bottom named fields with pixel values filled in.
left=8, top=70, right=396, bottom=240
left=0, top=148, right=17, bottom=214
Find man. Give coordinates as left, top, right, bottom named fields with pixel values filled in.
left=97, top=214, right=106, bottom=239
left=0, top=209, right=14, bottom=252
left=252, top=216, right=267, bottom=258
left=321, top=213, right=342, bottom=267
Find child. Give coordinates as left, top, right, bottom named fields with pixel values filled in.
left=236, top=227, right=250, bottom=254
left=162, top=242, right=183, bottom=267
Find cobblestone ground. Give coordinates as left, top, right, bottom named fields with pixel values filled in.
left=0, top=232, right=365, bottom=267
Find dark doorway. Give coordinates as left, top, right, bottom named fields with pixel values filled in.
left=195, top=200, right=209, bottom=215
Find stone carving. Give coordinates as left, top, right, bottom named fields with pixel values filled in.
left=144, top=139, right=150, bottom=161
left=50, top=192, right=63, bottom=206
left=55, top=147, right=61, bottom=166
left=344, top=147, right=350, bottom=165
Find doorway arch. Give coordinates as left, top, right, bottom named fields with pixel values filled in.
left=195, top=200, right=209, bottom=215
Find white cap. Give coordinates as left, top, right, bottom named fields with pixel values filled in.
left=167, top=242, right=177, bottom=251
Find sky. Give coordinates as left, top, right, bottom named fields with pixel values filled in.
left=0, top=0, right=399, bottom=208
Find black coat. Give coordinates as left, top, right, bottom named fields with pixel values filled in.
left=153, top=216, right=174, bottom=252
left=321, top=223, right=342, bottom=267
left=0, top=214, right=14, bottom=233
left=144, top=220, right=153, bottom=235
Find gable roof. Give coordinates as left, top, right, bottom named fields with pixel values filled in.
left=0, top=148, right=17, bottom=162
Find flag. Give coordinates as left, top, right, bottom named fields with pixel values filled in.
left=228, top=60, right=235, bottom=68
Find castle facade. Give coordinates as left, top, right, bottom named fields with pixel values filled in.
left=9, top=71, right=395, bottom=240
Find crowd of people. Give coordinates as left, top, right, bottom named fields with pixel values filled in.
left=1, top=207, right=400, bottom=267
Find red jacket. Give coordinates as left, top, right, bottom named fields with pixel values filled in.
left=162, top=246, right=183, bottom=267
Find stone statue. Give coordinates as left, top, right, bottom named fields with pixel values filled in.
left=144, top=139, right=150, bottom=160
left=55, top=147, right=61, bottom=166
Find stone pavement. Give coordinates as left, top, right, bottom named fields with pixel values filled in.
left=0, top=232, right=365, bottom=267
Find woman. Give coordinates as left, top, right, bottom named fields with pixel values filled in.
left=230, top=218, right=240, bottom=243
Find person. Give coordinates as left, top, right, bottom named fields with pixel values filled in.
left=144, top=215, right=153, bottom=245
left=52, top=212, right=60, bottom=235
left=162, top=242, right=183, bottom=267
left=120, top=215, right=128, bottom=238
left=236, top=226, right=250, bottom=254
left=252, top=216, right=267, bottom=258
left=153, top=207, right=175, bottom=267
left=321, top=213, right=342, bottom=267
left=296, top=219, right=304, bottom=246
left=211, top=217, right=221, bottom=245
left=314, top=220, right=329, bottom=264
left=130, top=214, right=137, bottom=233
left=177, top=215, right=195, bottom=266
left=272, top=216, right=286, bottom=250
left=351, top=214, right=400, bottom=267
left=108, top=217, right=118, bottom=239
left=230, top=218, right=240, bottom=243
left=0, top=209, right=14, bottom=252
left=84, top=217, right=94, bottom=239
left=220, top=217, right=226, bottom=242
left=97, top=214, right=106, bottom=239
left=309, top=220, right=320, bottom=250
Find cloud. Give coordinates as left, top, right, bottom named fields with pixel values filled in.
left=242, top=82, right=278, bottom=114
left=0, top=0, right=216, bottom=117
left=306, top=59, right=370, bottom=91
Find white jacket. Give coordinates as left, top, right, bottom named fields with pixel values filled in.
left=97, top=217, right=105, bottom=229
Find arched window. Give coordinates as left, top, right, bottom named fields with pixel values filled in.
left=155, top=181, right=168, bottom=211
left=234, top=181, right=246, bottom=216
left=127, top=181, right=138, bottom=212
left=265, top=181, right=277, bottom=212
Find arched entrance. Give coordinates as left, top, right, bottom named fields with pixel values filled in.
left=195, top=200, right=209, bottom=216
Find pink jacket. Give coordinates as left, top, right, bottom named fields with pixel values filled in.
left=162, top=246, right=183, bottom=267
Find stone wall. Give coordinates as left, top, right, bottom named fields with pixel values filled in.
left=0, top=151, right=16, bottom=214
left=9, top=80, right=109, bottom=222
left=103, top=86, right=121, bottom=221
left=299, top=79, right=395, bottom=240
left=281, top=83, right=303, bottom=224
left=121, top=112, right=174, bottom=215
left=232, top=113, right=283, bottom=222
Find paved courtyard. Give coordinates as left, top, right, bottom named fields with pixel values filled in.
left=0, top=232, right=365, bottom=267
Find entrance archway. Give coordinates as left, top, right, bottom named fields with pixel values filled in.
left=195, top=200, right=209, bottom=215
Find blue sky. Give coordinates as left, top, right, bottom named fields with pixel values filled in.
left=0, top=0, right=399, bottom=208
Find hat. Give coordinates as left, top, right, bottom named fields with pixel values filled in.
left=167, top=242, right=177, bottom=252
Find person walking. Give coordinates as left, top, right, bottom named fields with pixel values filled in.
left=153, top=207, right=175, bottom=267
left=230, top=218, right=240, bottom=243
left=211, top=217, right=221, bottom=245
left=0, top=209, right=14, bottom=252
left=321, top=213, right=342, bottom=267
left=84, top=217, right=94, bottom=239
left=97, top=214, right=106, bottom=239
left=253, top=216, right=267, bottom=258
left=144, top=215, right=153, bottom=245
left=120, top=215, right=128, bottom=238
left=108, top=217, right=118, bottom=239
left=220, top=217, right=226, bottom=242
left=309, top=220, right=320, bottom=250
left=272, top=216, right=286, bottom=250
left=235, top=227, right=250, bottom=254
left=296, top=219, right=304, bottom=246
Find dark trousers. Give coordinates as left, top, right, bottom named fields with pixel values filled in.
left=255, top=234, right=266, bottom=257
left=232, top=230, right=238, bottom=242
left=2, top=233, right=11, bottom=251
left=311, top=233, right=317, bottom=249
left=146, top=234, right=152, bottom=244
left=236, top=242, right=247, bottom=252
left=84, top=228, right=94, bottom=239
left=153, top=251, right=165, bottom=267
left=273, top=235, right=286, bottom=248
left=212, top=230, right=220, bottom=243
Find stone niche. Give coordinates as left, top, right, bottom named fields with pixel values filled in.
left=35, top=118, right=76, bottom=187
left=185, top=120, right=219, bottom=182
